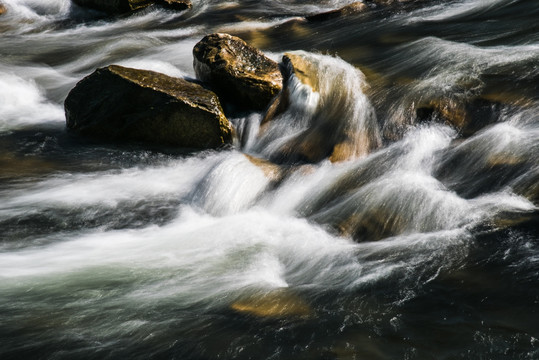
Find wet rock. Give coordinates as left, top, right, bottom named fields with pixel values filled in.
left=244, top=154, right=283, bottom=182
left=193, top=33, right=283, bottom=111
left=230, top=290, right=312, bottom=318
left=71, top=0, right=190, bottom=14
left=415, top=97, right=502, bottom=137
left=0, top=153, right=55, bottom=179
left=158, top=0, right=191, bottom=10
left=337, top=209, right=406, bottom=242
left=65, top=65, right=232, bottom=149
left=262, top=51, right=381, bottom=164
left=0, top=3, right=6, bottom=15
left=306, top=2, right=368, bottom=22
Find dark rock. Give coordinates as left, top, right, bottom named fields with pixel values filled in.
left=306, top=2, right=368, bottom=22
left=65, top=65, right=232, bottom=149
left=193, top=33, right=283, bottom=111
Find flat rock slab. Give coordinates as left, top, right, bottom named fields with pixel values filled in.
left=193, top=33, right=283, bottom=111
left=65, top=65, right=232, bottom=149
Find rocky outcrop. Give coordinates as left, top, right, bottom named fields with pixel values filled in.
left=65, top=65, right=232, bottom=149
left=306, top=2, right=368, bottom=22
left=193, top=33, right=283, bottom=111
left=71, top=0, right=191, bottom=14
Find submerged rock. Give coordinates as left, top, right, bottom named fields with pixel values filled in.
left=193, top=33, right=283, bottom=111
left=65, top=65, right=232, bottom=149
left=71, top=0, right=191, bottom=14
left=243, top=154, right=283, bottom=182
left=260, top=51, right=381, bottom=164
left=306, top=2, right=368, bottom=22
left=415, top=97, right=502, bottom=137
left=230, top=290, right=312, bottom=318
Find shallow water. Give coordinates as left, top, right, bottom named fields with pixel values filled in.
left=0, top=0, right=538, bottom=359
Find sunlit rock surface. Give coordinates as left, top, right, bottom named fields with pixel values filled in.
left=258, top=51, right=381, bottom=164
left=193, top=33, right=283, bottom=111
left=65, top=65, right=232, bottom=149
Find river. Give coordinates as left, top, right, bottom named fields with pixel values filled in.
left=0, top=0, right=538, bottom=359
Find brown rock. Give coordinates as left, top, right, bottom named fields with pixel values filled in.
left=193, top=33, right=283, bottom=111
left=0, top=3, right=6, bottom=15
left=262, top=51, right=381, bottom=163
left=244, top=154, right=283, bottom=182
left=306, top=2, right=368, bottom=22
left=416, top=97, right=501, bottom=137
left=65, top=65, right=232, bottom=149
left=230, top=290, right=312, bottom=318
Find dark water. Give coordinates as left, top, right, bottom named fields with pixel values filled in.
left=0, top=0, right=538, bottom=359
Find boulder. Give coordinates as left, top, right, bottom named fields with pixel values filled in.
left=0, top=3, right=6, bottom=15
left=71, top=0, right=191, bottom=14
left=65, top=65, right=232, bottom=149
left=193, top=33, right=283, bottom=111
left=306, top=2, right=368, bottom=22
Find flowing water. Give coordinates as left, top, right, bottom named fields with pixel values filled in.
left=1, top=0, right=538, bottom=359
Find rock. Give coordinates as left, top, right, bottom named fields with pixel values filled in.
left=415, top=97, right=502, bottom=137
left=244, top=154, right=283, bottom=182
left=193, top=33, right=283, bottom=111
left=71, top=0, right=190, bottom=14
left=306, top=2, right=368, bottom=22
left=261, top=51, right=381, bottom=164
left=230, top=290, right=312, bottom=318
left=156, top=0, right=191, bottom=10
left=65, top=65, right=232, bottom=149
left=0, top=153, right=55, bottom=179
left=0, top=3, right=6, bottom=15
left=337, top=209, right=406, bottom=242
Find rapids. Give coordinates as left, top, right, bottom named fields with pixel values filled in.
left=0, top=0, right=538, bottom=359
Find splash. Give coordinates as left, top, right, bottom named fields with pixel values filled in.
left=252, top=51, right=381, bottom=163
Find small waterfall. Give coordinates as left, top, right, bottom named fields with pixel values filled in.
left=250, top=51, right=381, bottom=163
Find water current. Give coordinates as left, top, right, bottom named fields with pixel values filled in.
left=0, top=0, right=538, bottom=359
